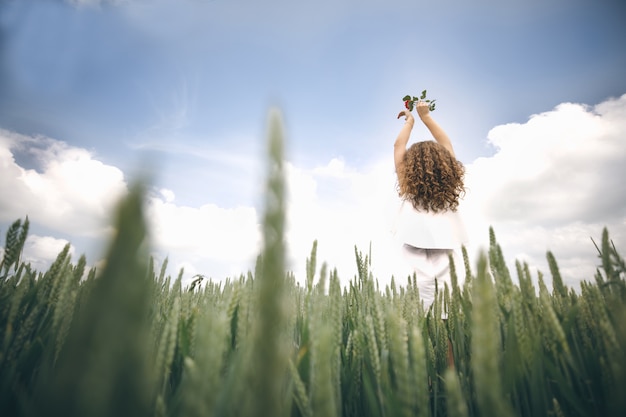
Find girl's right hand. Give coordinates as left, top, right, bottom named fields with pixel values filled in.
left=397, top=109, right=415, bottom=123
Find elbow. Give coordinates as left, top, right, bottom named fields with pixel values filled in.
left=394, top=140, right=406, bottom=150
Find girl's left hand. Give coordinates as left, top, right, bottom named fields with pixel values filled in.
left=416, top=101, right=431, bottom=119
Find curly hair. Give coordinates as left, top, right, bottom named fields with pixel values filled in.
left=397, top=141, right=465, bottom=213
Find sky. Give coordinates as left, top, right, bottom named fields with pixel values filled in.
left=1, top=0, right=625, bottom=289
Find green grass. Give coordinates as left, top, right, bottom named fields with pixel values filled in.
left=1, top=111, right=625, bottom=416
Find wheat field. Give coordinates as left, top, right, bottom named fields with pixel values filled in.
left=1, top=113, right=624, bottom=417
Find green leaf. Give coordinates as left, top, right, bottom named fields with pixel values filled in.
left=402, top=95, right=411, bottom=101
left=420, top=90, right=427, bottom=99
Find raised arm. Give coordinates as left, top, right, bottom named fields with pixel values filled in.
left=394, top=109, right=414, bottom=174
left=416, top=101, right=455, bottom=158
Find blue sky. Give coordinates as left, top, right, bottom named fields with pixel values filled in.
left=1, top=0, right=625, bottom=287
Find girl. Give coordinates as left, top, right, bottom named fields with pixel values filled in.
left=392, top=100, right=468, bottom=312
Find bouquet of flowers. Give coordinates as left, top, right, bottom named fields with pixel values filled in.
left=402, top=90, right=436, bottom=111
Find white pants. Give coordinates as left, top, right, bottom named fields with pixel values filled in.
left=402, top=244, right=458, bottom=311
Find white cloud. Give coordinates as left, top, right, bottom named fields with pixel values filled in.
left=0, top=128, right=260, bottom=283
left=140, top=159, right=407, bottom=287
left=0, top=129, right=128, bottom=237
left=283, top=158, right=410, bottom=287
left=137, top=156, right=409, bottom=287
left=23, top=234, right=75, bottom=272
left=0, top=234, right=77, bottom=275
left=145, top=191, right=261, bottom=279
left=463, top=94, right=626, bottom=288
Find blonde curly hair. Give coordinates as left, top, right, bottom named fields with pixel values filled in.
left=397, top=141, right=465, bottom=213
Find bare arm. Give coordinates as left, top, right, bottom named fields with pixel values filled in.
left=416, top=101, right=455, bottom=158
left=394, top=109, right=414, bottom=175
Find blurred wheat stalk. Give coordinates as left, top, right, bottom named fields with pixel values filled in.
left=0, top=111, right=625, bottom=417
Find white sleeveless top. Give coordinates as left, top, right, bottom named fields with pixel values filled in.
left=392, top=200, right=468, bottom=249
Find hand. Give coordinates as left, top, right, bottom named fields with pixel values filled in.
left=397, top=109, right=415, bottom=124
left=416, top=101, right=431, bottom=120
